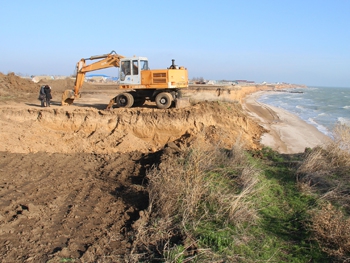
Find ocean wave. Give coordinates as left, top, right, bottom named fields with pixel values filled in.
left=307, top=117, right=330, bottom=136
left=337, top=117, right=350, bottom=126
left=258, top=86, right=350, bottom=135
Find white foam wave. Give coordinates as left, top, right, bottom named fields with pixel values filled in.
left=307, top=117, right=330, bottom=136
left=337, top=117, right=350, bottom=126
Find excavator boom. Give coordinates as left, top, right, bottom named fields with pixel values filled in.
left=62, top=51, right=124, bottom=105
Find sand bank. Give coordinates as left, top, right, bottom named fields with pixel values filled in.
left=243, top=91, right=331, bottom=154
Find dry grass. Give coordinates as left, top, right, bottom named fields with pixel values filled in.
left=130, top=140, right=260, bottom=261
left=310, top=203, right=350, bottom=261
left=297, top=124, right=350, bottom=261
left=298, top=124, right=350, bottom=175
left=297, top=124, right=350, bottom=202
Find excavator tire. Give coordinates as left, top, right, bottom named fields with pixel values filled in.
left=61, top=90, right=75, bottom=106
left=116, top=93, right=134, bottom=108
left=155, top=92, right=173, bottom=109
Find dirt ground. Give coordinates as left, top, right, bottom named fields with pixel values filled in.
left=0, top=72, right=265, bottom=262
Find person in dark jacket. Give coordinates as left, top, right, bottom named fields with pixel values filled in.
left=39, top=85, right=46, bottom=107
left=43, top=85, right=52, bottom=107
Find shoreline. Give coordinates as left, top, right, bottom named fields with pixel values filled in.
left=243, top=91, right=331, bottom=154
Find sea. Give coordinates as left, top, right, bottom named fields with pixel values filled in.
left=257, top=86, right=350, bottom=137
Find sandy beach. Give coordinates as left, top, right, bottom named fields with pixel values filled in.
left=243, top=91, right=331, bottom=154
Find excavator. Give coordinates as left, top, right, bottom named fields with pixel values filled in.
left=61, top=50, right=188, bottom=109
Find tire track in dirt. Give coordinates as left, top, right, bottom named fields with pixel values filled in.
left=0, top=151, right=148, bottom=262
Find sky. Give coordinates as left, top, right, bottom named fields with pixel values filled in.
left=1, top=0, right=350, bottom=87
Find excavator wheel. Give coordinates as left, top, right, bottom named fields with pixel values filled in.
left=155, top=92, right=173, bottom=109
left=115, top=93, right=134, bottom=108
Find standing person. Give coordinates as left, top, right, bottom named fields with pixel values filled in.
left=38, top=85, right=46, bottom=107
left=44, top=85, right=52, bottom=107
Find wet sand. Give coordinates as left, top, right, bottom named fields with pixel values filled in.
left=243, top=91, right=331, bottom=154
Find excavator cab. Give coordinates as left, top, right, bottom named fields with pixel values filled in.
left=119, top=57, right=149, bottom=85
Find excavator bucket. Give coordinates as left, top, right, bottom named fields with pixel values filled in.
left=61, top=90, right=75, bottom=106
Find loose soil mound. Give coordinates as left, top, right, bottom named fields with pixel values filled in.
left=0, top=102, right=264, bottom=154
left=0, top=73, right=40, bottom=104
left=0, top=73, right=266, bottom=261
left=0, top=73, right=98, bottom=105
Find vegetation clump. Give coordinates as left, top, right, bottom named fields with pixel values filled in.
left=129, top=124, right=350, bottom=262
left=297, top=124, right=350, bottom=261
left=130, top=141, right=260, bottom=262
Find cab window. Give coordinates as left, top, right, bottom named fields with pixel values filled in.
left=121, top=61, right=131, bottom=75
left=141, top=60, right=149, bottom=70
left=132, top=60, right=138, bottom=75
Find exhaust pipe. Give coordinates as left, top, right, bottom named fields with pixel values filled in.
left=169, top=59, right=177, bottom=69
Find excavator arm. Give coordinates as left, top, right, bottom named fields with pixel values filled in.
left=61, top=50, right=124, bottom=105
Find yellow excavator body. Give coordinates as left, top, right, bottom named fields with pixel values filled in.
left=118, top=69, right=188, bottom=90
left=61, top=51, right=188, bottom=109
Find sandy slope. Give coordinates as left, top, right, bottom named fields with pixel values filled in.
left=243, top=91, right=331, bottom=154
